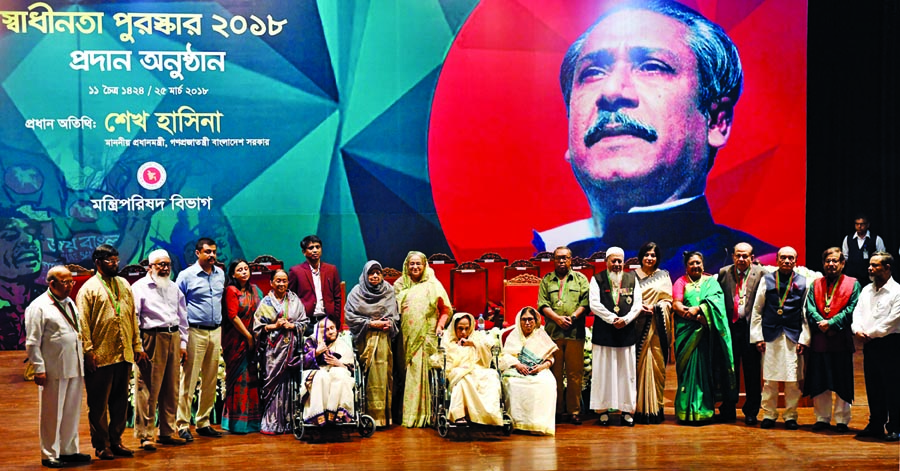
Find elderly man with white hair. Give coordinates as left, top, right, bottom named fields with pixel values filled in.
left=589, top=246, right=643, bottom=426
left=131, top=249, right=189, bottom=449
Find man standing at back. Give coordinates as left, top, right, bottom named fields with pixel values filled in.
left=288, top=235, right=341, bottom=333
left=716, top=242, right=764, bottom=425
left=176, top=238, right=226, bottom=440
left=841, top=214, right=885, bottom=287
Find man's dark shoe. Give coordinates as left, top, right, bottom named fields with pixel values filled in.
left=157, top=435, right=187, bottom=445
left=811, top=421, right=829, bottom=431
left=598, top=413, right=610, bottom=426
left=760, top=418, right=776, bottom=429
left=621, top=413, right=635, bottom=427
left=60, top=453, right=91, bottom=462
left=178, top=428, right=194, bottom=442
left=196, top=426, right=224, bottom=437
left=885, top=432, right=900, bottom=442
left=785, top=420, right=800, bottom=430
left=744, top=416, right=758, bottom=426
left=41, top=458, right=63, bottom=468
left=834, top=423, right=849, bottom=433
left=570, top=414, right=582, bottom=425
left=95, top=448, right=114, bottom=460
left=110, top=444, right=133, bottom=457
left=855, top=426, right=885, bottom=439
left=714, top=414, right=736, bottom=424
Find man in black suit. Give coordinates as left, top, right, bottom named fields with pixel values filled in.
left=532, top=0, right=775, bottom=275
left=716, top=242, right=764, bottom=425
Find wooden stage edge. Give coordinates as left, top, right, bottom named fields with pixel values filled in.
left=0, top=351, right=897, bottom=471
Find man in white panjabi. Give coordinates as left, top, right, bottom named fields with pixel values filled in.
left=589, top=247, right=642, bottom=426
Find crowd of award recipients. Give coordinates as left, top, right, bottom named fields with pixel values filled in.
left=23, top=233, right=900, bottom=468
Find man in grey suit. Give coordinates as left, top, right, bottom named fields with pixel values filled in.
left=25, top=266, right=91, bottom=468
left=717, top=242, right=764, bottom=425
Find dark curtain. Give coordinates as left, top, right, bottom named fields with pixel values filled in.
left=807, top=1, right=900, bottom=274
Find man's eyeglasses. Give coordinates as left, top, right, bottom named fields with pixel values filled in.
left=54, top=279, right=75, bottom=286
left=100, top=257, right=120, bottom=265
left=152, top=262, right=171, bottom=268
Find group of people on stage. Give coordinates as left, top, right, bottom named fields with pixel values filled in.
left=23, top=232, right=900, bottom=468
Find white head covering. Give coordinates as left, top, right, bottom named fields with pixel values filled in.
left=606, top=246, right=624, bottom=258
left=148, top=249, right=170, bottom=264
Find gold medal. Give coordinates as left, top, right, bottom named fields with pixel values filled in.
left=824, top=306, right=831, bottom=314
left=777, top=309, right=783, bottom=315
left=625, top=296, right=632, bottom=304
left=614, top=306, right=620, bottom=313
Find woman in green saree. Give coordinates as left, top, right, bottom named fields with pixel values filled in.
left=671, top=251, right=737, bottom=424
left=393, top=251, right=451, bottom=427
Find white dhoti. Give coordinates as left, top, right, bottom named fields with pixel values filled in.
left=40, top=377, right=84, bottom=460
left=590, top=344, right=636, bottom=412
left=761, top=333, right=803, bottom=420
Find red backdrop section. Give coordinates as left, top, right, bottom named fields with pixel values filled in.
left=428, top=0, right=807, bottom=265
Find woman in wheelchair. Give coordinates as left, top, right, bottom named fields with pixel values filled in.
left=439, top=312, right=503, bottom=426
left=300, top=317, right=356, bottom=425
left=499, top=307, right=559, bottom=435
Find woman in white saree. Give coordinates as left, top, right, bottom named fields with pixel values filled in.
left=500, top=307, right=559, bottom=435
left=440, top=312, right=503, bottom=426
left=300, top=317, right=356, bottom=425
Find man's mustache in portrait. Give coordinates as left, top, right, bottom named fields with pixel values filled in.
left=584, top=111, right=659, bottom=148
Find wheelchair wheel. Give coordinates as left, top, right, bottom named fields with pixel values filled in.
left=437, top=414, right=450, bottom=438
left=502, top=413, right=513, bottom=436
left=293, top=421, right=305, bottom=441
left=358, top=414, right=376, bottom=438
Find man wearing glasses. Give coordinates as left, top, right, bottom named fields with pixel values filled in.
left=77, top=244, right=148, bottom=460
left=131, top=249, right=188, bottom=449
left=538, top=246, right=590, bottom=425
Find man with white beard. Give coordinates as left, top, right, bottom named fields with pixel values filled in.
left=589, top=247, right=642, bottom=426
left=131, top=249, right=188, bottom=449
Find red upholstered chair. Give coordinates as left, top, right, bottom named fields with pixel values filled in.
left=572, top=257, right=595, bottom=280
left=66, top=264, right=93, bottom=300
left=382, top=267, right=402, bottom=286
left=475, top=252, right=508, bottom=306
left=503, top=259, right=540, bottom=281
left=427, top=253, right=457, bottom=297
left=118, top=264, right=147, bottom=286
left=587, top=251, right=607, bottom=275
left=529, top=251, right=555, bottom=277
left=570, top=257, right=596, bottom=328
left=502, top=273, right=542, bottom=328
left=624, top=257, right=640, bottom=272
left=450, top=262, right=488, bottom=318
left=252, top=254, right=284, bottom=271
left=248, top=263, right=273, bottom=296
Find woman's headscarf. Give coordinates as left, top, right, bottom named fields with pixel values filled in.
left=446, top=311, right=475, bottom=344
left=394, top=250, right=437, bottom=306
left=345, top=260, right=400, bottom=340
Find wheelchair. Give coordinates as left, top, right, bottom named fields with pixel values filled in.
left=288, top=335, right=376, bottom=441
left=429, top=339, right=513, bottom=438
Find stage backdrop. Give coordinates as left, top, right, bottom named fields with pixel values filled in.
left=0, top=0, right=805, bottom=350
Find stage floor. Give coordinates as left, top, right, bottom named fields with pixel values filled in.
left=1, top=351, right=897, bottom=470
